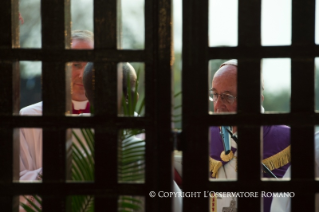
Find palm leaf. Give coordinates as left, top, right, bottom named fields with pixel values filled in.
left=20, top=196, right=41, bottom=212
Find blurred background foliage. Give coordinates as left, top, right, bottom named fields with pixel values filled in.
left=19, top=0, right=319, bottom=130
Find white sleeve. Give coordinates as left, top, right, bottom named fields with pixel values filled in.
left=270, top=166, right=291, bottom=212
left=173, top=181, right=182, bottom=212
left=19, top=128, right=42, bottom=212
left=19, top=102, right=43, bottom=181
left=19, top=127, right=43, bottom=181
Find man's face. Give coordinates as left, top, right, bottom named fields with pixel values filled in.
left=211, top=65, right=237, bottom=113
left=71, top=39, right=94, bottom=101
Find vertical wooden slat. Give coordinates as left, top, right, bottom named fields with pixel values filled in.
left=65, top=0, right=72, bottom=115
left=0, top=0, right=19, bottom=115
left=291, top=59, right=314, bottom=113
left=238, top=0, right=261, bottom=47
left=0, top=0, right=19, bottom=210
left=63, top=5, right=72, bottom=209
left=41, top=0, right=69, bottom=210
left=182, top=0, right=209, bottom=211
left=236, top=53, right=261, bottom=212
left=237, top=0, right=261, bottom=211
left=94, top=0, right=117, bottom=50
left=291, top=126, right=314, bottom=211
left=42, top=128, right=67, bottom=211
left=0, top=62, right=15, bottom=116
left=290, top=59, right=314, bottom=182
left=291, top=0, right=315, bottom=47
left=94, top=125, right=118, bottom=210
left=117, top=0, right=122, bottom=49
left=237, top=126, right=261, bottom=210
left=156, top=0, right=173, bottom=211
left=144, top=0, right=157, bottom=209
left=93, top=0, right=118, bottom=209
left=0, top=0, right=13, bottom=48
left=94, top=62, right=118, bottom=210
left=42, top=0, right=67, bottom=115
left=236, top=60, right=262, bottom=202
left=11, top=0, right=20, bottom=115
left=291, top=0, right=316, bottom=211
left=0, top=127, right=15, bottom=211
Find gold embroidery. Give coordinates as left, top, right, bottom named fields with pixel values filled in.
left=210, top=145, right=290, bottom=177
left=209, top=157, right=222, bottom=177
left=220, top=150, right=234, bottom=162
left=262, top=145, right=291, bottom=171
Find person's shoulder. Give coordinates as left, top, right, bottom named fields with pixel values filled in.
left=20, top=102, right=43, bottom=115
left=263, top=125, right=290, bottom=149
left=263, top=125, right=290, bottom=137
left=209, top=126, right=219, bottom=132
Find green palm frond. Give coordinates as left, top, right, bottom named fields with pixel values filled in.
left=20, top=196, right=41, bottom=212
left=118, top=131, right=145, bottom=184
left=70, top=128, right=95, bottom=212
left=172, top=91, right=182, bottom=128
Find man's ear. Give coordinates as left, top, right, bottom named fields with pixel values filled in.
left=261, top=94, right=264, bottom=102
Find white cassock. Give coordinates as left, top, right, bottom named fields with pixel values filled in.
left=20, top=101, right=43, bottom=181
left=19, top=100, right=88, bottom=211
left=19, top=100, right=89, bottom=181
left=270, top=132, right=319, bottom=212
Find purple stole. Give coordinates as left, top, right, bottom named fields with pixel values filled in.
left=210, top=125, right=291, bottom=212
left=72, top=102, right=90, bottom=114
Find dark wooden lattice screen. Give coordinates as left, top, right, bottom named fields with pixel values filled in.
left=1, top=0, right=319, bottom=211
left=0, top=0, right=173, bottom=211
left=182, top=0, right=319, bottom=211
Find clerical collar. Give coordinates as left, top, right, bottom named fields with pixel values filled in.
left=72, top=100, right=89, bottom=110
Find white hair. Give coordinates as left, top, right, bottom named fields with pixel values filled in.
left=71, top=30, right=93, bottom=41
left=218, top=59, right=264, bottom=90
left=220, top=59, right=238, bottom=68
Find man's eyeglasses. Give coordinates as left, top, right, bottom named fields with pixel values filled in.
left=209, top=89, right=237, bottom=104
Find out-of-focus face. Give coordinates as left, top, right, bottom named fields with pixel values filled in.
left=71, top=39, right=94, bottom=101
left=211, top=65, right=237, bottom=113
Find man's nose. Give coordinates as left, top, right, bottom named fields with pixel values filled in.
left=78, top=70, right=84, bottom=78
left=214, top=95, right=224, bottom=108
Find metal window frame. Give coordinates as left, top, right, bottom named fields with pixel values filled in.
left=182, top=0, right=318, bottom=211
left=0, top=0, right=173, bottom=211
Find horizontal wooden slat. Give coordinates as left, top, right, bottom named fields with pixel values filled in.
left=0, top=49, right=147, bottom=62
left=3, top=113, right=319, bottom=128
left=208, top=45, right=319, bottom=59
left=4, top=180, right=319, bottom=196
left=4, top=183, right=147, bottom=196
